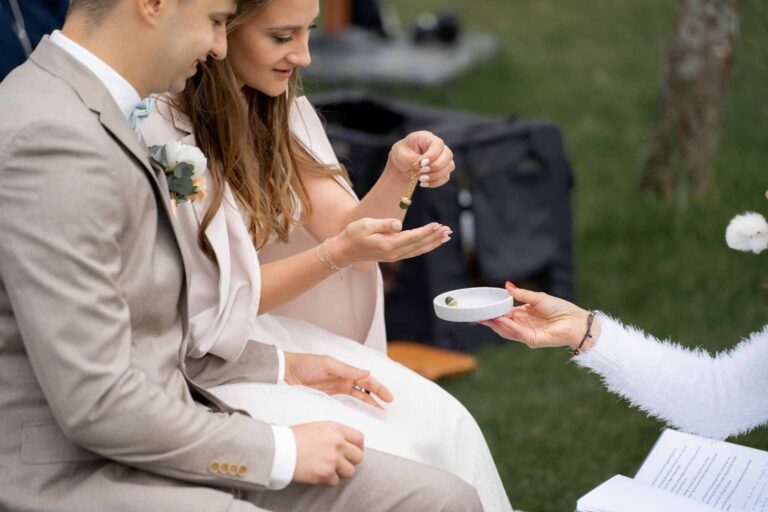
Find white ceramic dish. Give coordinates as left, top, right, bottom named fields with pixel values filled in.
left=433, top=287, right=513, bottom=323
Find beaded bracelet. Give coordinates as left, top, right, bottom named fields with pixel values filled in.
left=315, top=238, right=349, bottom=272
left=572, top=312, right=595, bottom=356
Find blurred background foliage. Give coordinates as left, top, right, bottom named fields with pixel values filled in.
left=309, top=1, right=768, bottom=509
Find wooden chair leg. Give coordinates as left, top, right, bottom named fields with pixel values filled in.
left=387, top=341, right=478, bottom=381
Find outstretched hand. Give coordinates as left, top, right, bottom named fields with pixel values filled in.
left=284, top=352, right=394, bottom=409
left=478, top=283, right=599, bottom=350
left=330, top=217, right=451, bottom=266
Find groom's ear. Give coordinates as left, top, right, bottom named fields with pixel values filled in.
left=135, top=0, right=167, bottom=27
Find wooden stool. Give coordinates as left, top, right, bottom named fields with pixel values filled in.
left=387, top=341, right=478, bottom=381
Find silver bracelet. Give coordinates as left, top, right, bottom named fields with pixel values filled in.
left=315, top=239, right=349, bottom=272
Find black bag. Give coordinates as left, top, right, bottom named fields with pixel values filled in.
left=444, top=118, right=575, bottom=300
left=312, top=92, right=574, bottom=350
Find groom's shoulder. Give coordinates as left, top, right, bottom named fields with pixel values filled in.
left=0, top=59, right=103, bottom=151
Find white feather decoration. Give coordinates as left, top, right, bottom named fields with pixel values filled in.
left=726, top=212, right=768, bottom=254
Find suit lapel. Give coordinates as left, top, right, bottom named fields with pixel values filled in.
left=30, top=38, right=193, bottom=342
left=99, top=109, right=195, bottom=348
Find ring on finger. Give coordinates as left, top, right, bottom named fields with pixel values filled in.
left=352, top=384, right=371, bottom=395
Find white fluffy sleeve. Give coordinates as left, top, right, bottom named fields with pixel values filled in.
left=574, top=314, right=768, bottom=440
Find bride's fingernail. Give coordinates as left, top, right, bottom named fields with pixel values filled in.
left=506, top=281, right=517, bottom=289
left=432, top=224, right=442, bottom=232
left=419, top=175, right=430, bottom=183
left=420, top=182, right=430, bottom=188
left=421, top=158, right=430, bottom=167
left=420, top=166, right=431, bottom=174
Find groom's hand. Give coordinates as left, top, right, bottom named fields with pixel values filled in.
left=291, top=422, right=364, bottom=485
left=284, top=352, right=394, bottom=409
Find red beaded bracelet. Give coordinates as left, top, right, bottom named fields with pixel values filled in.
left=572, top=312, right=595, bottom=356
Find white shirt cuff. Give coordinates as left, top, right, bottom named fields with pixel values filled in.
left=267, top=425, right=297, bottom=490
left=276, top=349, right=286, bottom=384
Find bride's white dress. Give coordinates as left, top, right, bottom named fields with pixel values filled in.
left=142, top=96, right=512, bottom=512
left=214, top=316, right=511, bottom=512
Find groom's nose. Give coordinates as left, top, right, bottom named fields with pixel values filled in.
left=209, top=29, right=228, bottom=61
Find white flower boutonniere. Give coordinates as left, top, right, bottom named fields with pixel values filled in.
left=148, top=141, right=208, bottom=210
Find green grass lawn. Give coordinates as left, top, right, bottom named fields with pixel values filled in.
left=312, top=1, right=768, bottom=510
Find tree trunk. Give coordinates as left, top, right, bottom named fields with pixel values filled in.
left=641, top=0, right=739, bottom=199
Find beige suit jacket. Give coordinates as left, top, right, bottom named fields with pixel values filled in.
left=0, top=38, right=282, bottom=512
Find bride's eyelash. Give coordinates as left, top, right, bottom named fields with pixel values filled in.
left=274, top=24, right=319, bottom=44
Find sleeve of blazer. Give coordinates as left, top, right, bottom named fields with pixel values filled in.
left=186, top=340, right=280, bottom=388
left=0, top=120, right=277, bottom=491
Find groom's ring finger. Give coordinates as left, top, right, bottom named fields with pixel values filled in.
left=352, top=384, right=370, bottom=395
left=356, top=375, right=393, bottom=403
left=351, top=388, right=382, bottom=409
left=352, top=380, right=389, bottom=408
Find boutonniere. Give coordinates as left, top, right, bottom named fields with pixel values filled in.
left=148, top=141, right=208, bottom=215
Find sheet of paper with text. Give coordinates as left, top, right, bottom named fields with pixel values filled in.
left=635, top=429, right=768, bottom=511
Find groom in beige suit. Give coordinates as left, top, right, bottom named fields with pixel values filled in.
left=0, top=0, right=483, bottom=511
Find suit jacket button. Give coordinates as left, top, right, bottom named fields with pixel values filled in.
left=237, top=465, right=248, bottom=478
left=220, top=462, right=230, bottom=474
left=208, top=461, right=220, bottom=474
left=228, top=464, right=239, bottom=476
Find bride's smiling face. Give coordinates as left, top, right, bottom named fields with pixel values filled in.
left=228, top=0, right=318, bottom=96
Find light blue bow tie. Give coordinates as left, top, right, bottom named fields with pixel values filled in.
left=129, top=97, right=154, bottom=133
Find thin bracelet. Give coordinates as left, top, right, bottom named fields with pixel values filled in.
left=315, top=239, right=349, bottom=272
left=572, top=312, right=595, bottom=356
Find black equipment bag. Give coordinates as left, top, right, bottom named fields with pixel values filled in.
left=312, top=92, right=574, bottom=350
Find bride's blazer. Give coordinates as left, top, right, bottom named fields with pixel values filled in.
left=0, top=39, right=281, bottom=511
left=141, top=96, right=387, bottom=362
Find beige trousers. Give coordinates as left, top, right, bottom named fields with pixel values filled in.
left=230, top=448, right=483, bottom=512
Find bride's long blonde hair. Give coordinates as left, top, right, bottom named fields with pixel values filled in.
left=176, top=0, right=335, bottom=260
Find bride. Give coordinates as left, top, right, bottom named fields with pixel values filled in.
left=142, top=0, right=512, bottom=510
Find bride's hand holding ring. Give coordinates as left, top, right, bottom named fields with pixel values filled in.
left=386, top=131, right=455, bottom=189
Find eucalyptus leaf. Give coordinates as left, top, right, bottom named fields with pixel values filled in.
left=174, top=162, right=194, bottom=179
left=168, top=172, right=196, bottom=197
left=148, top=145, right=165, bottom=164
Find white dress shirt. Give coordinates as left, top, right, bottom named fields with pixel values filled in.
left=49, top=31, right=144, bottom=126
left=51, top=31, right=297, bottom=489
left=269, top=353, right=296, bottom=489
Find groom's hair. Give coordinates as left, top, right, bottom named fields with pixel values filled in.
left=68, top=0, right=195, bottom=22
left=67, top=0, right=120, bottom=21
